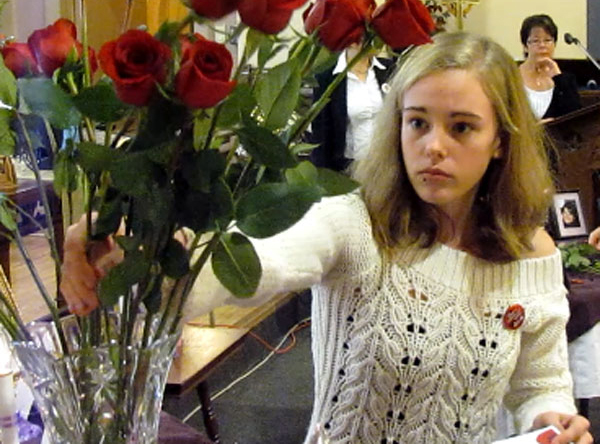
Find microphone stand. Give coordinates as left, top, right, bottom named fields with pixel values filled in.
left=565, top=33, right=600, bottom=73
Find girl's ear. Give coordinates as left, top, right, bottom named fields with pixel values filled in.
left=492, top=135, right=503, bottom=159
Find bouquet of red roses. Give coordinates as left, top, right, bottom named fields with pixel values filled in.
left=0, top=1, right=434, bottom=441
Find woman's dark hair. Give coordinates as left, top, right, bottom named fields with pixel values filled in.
left=561, top=200, right=579, bottom=225
left=520, top=14, right=558, bottom=46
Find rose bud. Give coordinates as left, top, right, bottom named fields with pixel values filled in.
left=238, top=0, right=309, bottom=35
left=27, top=18, right=80, bottom=76
left=1, top=42, right=39, bottom=77
left=175, top=35, right=236, bottom=109
left=189, top=0, right=241, bottom=19
left=371, top=0, right=435, bottom=49
left=304, top=0, right=375, bottom=52
left=99, top=30, right=172, bottom=107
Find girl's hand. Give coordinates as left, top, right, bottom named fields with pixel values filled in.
left=59, top=214, right=122, bottom=316
left=532, top=411, right=593, bottom=443
left=588, top=226, right=600, bottom=250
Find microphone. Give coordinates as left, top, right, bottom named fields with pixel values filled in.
left=563, top=32, right=600, bottom=73
left=564, top=33, right=580, bottom=45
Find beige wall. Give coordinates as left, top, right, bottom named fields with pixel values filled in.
left=2, top=0, right=588, bottom=62
left=462, top=0, right=587, bottom=60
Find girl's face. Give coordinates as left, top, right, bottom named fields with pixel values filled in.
left=401, top=69, right=502, bottom=220
left=525, top=26, right=556, bottom=60
left=562, top=206, right=575, bottom=224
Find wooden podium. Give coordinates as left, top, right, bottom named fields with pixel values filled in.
left=545, top=99, right=600, bottom=229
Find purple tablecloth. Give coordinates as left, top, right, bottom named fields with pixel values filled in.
left=566, top=272, right=600, bottom=342
left=21, top=411, right=210, bottom=444
left=158, top=411, right=212, bottom=443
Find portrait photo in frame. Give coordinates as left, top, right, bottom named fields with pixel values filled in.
left=552, top=190, right=588, bottom=239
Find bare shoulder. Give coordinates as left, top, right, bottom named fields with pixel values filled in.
left=521, top=228, right=556, bottom=259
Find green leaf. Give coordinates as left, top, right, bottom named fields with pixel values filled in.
left=160, top=238, right=190, bottom=278
left=291, top=142, right=319, bottom=156
left=212, top=232, right=261, bottom=298
left=0, top=109, right=15, bottom=156
left=257, top=38, right=275, bottom=70
left=0, top=56, right=17, bottom=107
left=255, top=58, right=302, bottom=130
left=182, top=149, right=226, bottom=193
left=0, top=194, right=17, bottom=231
left=309, top=46, right=338, bottom=75
left=285, top=161, right=318, bottom=187
left=98, top=250, right=151, bottom=306
left=17, top=78, right=81, bottom=129
left=217, top=84, right=256, bottom=128
left=77, top=142, right=118, bottom=174
left=114, top=235, right=141, bottom=252
left=316, top=168, right=360, bottom=196
left=93, top=189, right=124, bottom=239
left=0, top=57, right=16, bottom=156
left=73, top=82, right=130, bottom=123
left=110, top=153, right=159, bottom=197
left=236, top=116, right=297, bottom=169
left=244, top=28, right=269, bottom=61
left=236, top=182, right=321, bottom=238
left=53, top=143, right=80, bottom=193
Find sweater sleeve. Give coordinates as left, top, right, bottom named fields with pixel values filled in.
left=182, top=194, right=360, bottom=321
left=503, top=278, right=577, bottom=432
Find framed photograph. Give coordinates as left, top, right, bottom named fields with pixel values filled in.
left=552, top=190, right=588, bottom=239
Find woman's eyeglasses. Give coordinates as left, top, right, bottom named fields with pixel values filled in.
left=527, top=38, right=555, bottom=46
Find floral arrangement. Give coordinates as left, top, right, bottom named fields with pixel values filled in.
left=0, top=0, right=434, bottom=441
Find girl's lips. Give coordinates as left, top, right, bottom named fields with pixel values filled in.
left=419, top=168, right=451, bottom=179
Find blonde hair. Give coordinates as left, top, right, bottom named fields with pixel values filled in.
left=354, top=32, right=554, bottom=262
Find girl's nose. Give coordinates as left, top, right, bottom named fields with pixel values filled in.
left=424, top=127, right=448, bottom=162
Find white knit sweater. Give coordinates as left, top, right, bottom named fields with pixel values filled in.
left=187, top=192, right=576, bottom=443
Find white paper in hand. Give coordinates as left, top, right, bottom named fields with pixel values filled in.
left=492, top=425, right=561, bottom=444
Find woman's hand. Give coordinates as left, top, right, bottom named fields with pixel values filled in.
left=59, top=214, right=122, bottom=316
left=535, top=57, right=561, bottom=78
left=532, top=411, right=593, bottom=443
left=588, top=226, right=600, bottom=250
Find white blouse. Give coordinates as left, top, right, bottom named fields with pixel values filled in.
left=525, top=86, right=553, bottom=119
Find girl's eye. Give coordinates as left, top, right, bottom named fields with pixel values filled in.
left=407, top=117, right=427, bottom=130
left=453, top=122, right=473, bottom=134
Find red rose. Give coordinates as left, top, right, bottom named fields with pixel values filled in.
left=371, top=0, right=435, bottom=49
left=1, top=42, right=39, bottom=77
left=27, top=19, right=77, bottom=76
left=189, top=0, right=241, bottom=19
left=99, top=30, right=172, bottom=107
left=238, top=0, right=309, bottom=35
left=304, top=0, right=375, bottom=51
left=175, top=35, right=236, bottom=109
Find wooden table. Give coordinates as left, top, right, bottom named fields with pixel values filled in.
left=166, top=324, right=249, bottom=443
left=0, top=179, right=63, bottom=282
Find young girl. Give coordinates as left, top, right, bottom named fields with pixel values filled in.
left=60, top=32, right=592, bottom=443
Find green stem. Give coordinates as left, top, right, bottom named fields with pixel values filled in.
left=15, top=113, right=63, bottom=289
left=289, top=34, right=376, bottom=143
left=0, top=294, right=29, bottom=341
left=168, top=233, right=220, bottom=335
left=79, top=0, right=91, bottom=88
left=14, top=228, right=68, bottom=353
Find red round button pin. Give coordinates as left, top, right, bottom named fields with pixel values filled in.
left=502, top=304, right=525, bottom=330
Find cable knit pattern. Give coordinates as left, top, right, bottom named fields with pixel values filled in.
left=187, top=192, right=576, bottom=443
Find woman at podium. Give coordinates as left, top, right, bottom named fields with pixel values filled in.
left=519, top=14, right=581, bottom=119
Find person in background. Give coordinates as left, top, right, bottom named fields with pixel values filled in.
left=308, top=41, right=395, bottom=172
left=60, top=32, right=592, bottom=443
left=560, top=200, right=580, bottom=228
left=519, top=14, right=581, bottom=120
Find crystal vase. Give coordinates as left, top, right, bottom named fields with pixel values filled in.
left=12, top=312, right=180, bottom=443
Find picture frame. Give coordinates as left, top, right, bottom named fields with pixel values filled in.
left=551, top=190, right=588, bottom=239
